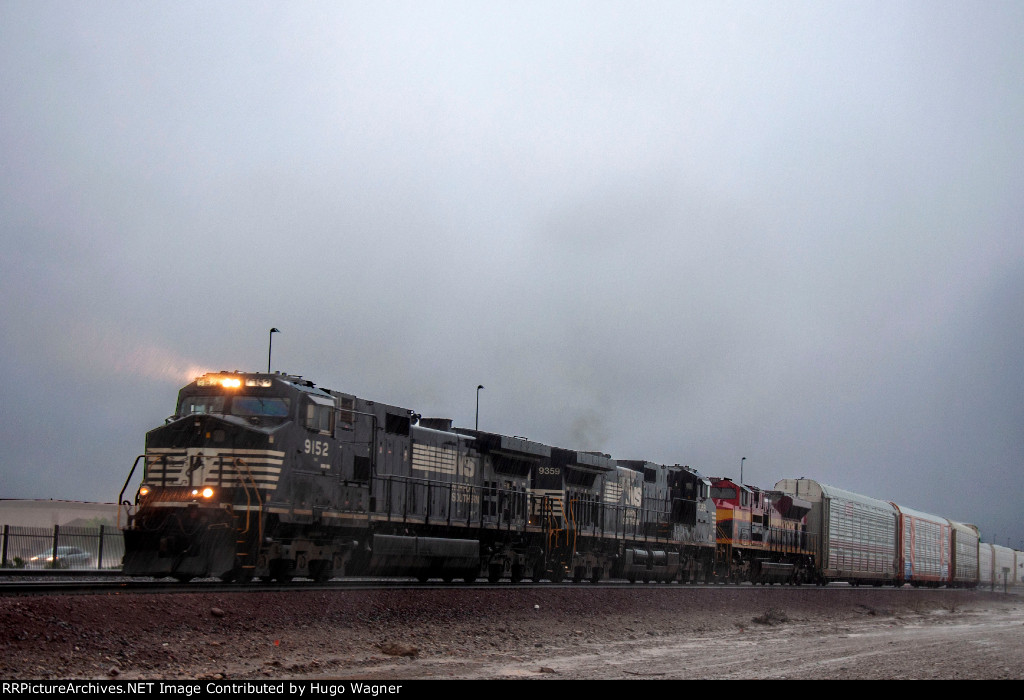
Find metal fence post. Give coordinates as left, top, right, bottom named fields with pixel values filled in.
left=97, top=525, right=105, bottom=570
left=51, top=524, right=60, bottom=568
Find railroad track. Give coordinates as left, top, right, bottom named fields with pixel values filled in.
left=0, top=576, right=645, bottom=596
left=2, top=574, right=996, bottom=597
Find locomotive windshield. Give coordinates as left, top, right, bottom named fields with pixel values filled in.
left=233, top=396, right=291, bottom=417
left=711, top=485, right=737, bottom=500
left=181, top=395, right=225, bottom=415
left=179, top=394, right=291, bottom=418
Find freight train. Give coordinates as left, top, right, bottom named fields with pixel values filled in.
left=120, top=371, right=1023, bottom=589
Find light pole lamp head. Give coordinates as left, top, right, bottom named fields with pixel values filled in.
left=268, top=328, right=281, bottom=373
left=475, top=385, right=484, bottom=430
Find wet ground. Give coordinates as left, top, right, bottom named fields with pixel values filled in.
left=1, top=585, right=1020, bottom=680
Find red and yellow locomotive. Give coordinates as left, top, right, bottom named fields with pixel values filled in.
left=710, top=477, right=816, bottom=584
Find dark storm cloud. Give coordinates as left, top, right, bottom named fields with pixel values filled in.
left=1, top=2, right=1022, bottom=546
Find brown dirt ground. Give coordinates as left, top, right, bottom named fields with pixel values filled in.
left=1, top=586, right=1021, bottom=680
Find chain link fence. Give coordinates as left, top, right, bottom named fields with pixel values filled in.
left=1, top=524, right=124, bottom=570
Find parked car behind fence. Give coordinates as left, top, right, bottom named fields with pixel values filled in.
left=1, top=524, right=124, bottom=570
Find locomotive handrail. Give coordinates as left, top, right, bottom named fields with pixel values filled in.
left=234, top=458, right=264, bottom=546
left=117, top=454, right=146, bottom=530
left=235, top=457, right=255, bottom=535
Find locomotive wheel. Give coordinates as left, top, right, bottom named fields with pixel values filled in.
left=487, top=564, right=502, bottom=584
left=463, top=573, right=477, bottom=584
left=268, top=560, right=293, bottom=584
left=510, top=564, right=524, bottom=584
left=309, top=560, right=332, bottom=583
left=221, top=567, right=256, bottom=584
left=572, top=567, right=584, bottom=584
left=442, top=575, right=454, bottom=583
left=550, top=567, right=566, bottom=583
left=173, top=574, right=194, bottom=584
left=589, top=568, right=603, bottom=584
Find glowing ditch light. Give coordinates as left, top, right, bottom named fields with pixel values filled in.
left=190, top=487, right=215, bottom=499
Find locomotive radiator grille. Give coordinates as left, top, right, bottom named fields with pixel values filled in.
left=411, top=443, right=458, bottom=475
left=532, top=489, right=564, bottom=519
left=603, top=481, right=622, bottom=504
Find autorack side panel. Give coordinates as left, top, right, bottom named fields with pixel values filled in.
left=891, top=503, right=950, bottom=584
left=776, top=479, right=898, bottom=583
left=992, top=544, right=1016, bottom=589
left=978, top=542, right=994, bottom=587
left=821, top=484, right=898, bottom=581
left=948, top=520, right=979, bottom=587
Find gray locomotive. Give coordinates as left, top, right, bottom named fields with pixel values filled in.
left=121, top=371, right=717, bottom=583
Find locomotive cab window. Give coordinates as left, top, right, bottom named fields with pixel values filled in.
left=232, top=396, right=291, bottom=418
left=305, top=396, right=335, bottom=435
left=711, top=485, right=735, bottom=500
left=180, top=395, right=225, bottom=415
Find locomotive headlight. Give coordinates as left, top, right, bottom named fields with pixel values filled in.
left=138, top=485, right=151, bottom=497
left=201, top=487, right=214, bottom=498
left=197, top=374, right=242, bottom=388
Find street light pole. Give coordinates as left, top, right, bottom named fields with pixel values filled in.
left=268, top=328, right=280, bottom=373
left=740, top=457, right=746, bottom=485
left=475, top=385, right=484, bottom=431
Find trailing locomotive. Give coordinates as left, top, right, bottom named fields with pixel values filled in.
left=121, top=370, right=1014, bottom=588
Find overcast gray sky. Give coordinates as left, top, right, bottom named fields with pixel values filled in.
left=2, top=2, right=1022, bottom=547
